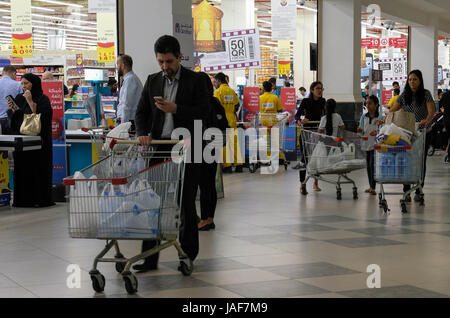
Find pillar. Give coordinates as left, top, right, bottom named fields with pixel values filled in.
left=121, top=0, right=193, bottom=84
left=220, top=0, right=255, bottom=88
left=409, top=23, right=438, bottom=97
left=293, top=9, right=317, bottom=93
left=318, top=0, right=362, bottom=130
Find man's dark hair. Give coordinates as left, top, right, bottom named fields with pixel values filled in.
left=108, top=78, right=117, bottom=86
left=3, top=65, right=16, bottom=74
left=263, top=81, right=272, bottom=92
left=394, top=88, right=400, bottom=96
left=392, top=81, right=399, bottom=87
left=284, top=81, right=291, bottom=87
left=268, top=77, right=277, bottom=85
left=214, top=72, right=227, bottom=84
left=119, top=54, right=133, bottom=69
left=299, top=87, right=306, bottom=92
left=154, top=35, right=181, bottom=58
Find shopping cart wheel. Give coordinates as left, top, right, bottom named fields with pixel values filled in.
left=115, top=253, right=125, bottom=273
left=178, top=257, right=193, bottom=276
left=400, top=200, right=408, bottom=214
left=123, top=273, right=138, bottom=294
left=428, top=146, right=435, bottom=156
left=378, top=193, right=382, bottom=202
left=90, top=273, right=105, bottom=293
left=381, top=199, right=389, bottom=213
left=336, top=190, right=342, bottom=200
left=352, top=187, right=358, bottom=200
left=249, top=163, right=257, bottom=173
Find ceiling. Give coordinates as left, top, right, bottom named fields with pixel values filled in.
left=0, top=0, right=98, bottom=51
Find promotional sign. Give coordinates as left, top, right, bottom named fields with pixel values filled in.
left=271, top=0, right=297, bottom=41
left=88, top=0, right=115, bottom=13
left=201, top=28, right=261, bottom=72
left=192, top=0, right=225, bottom=53
left=278, top=61, right=290, bottom=75
left=361, top=37, right=407, bottom=49
left=11, top=0, right=33, bottom=57
left=42, top=81, right=67, bottom=184
left=280, top=87, right=296, bottom=121
left=173, top=15, right=194, bottom=69
left=378, top=57, right=408, bottom=81
left=243, top=87, right=260, bottom=122
left=97, top=12, right=116, bottom=63
left=382, top=90, right=393, bottom=106
left=76, top=54, right=84, bottom=73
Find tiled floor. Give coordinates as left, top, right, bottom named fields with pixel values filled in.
left=0, top=154, right=449, bottom=298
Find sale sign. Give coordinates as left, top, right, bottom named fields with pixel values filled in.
left=278, top=61, right=290, bottom=75
left=361, top=37, right=407, bottom=49
left=280, top=88, right=296, bottom=122
left=11, top=0, right=33, bottom=57
left=42, top=81, right=67, bottom=183
left=382, top=90, right=393, bottom=106
left=200, top=28, right=261, bottom=72
left=97, top=12, right=116, bottom=63
left=243, top=87, right=260, bottom=122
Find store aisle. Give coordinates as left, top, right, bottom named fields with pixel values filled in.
left=0, top=155, right=449, bottom=298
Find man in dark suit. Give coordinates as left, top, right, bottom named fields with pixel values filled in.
left=133, top=35, right=209, bottom=272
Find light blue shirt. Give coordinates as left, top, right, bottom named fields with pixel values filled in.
left=0, top=76, right=22, bottom=118
left=117, top=70, right=143, bottom=123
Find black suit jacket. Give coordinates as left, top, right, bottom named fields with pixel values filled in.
left=135, top=66, right=209, bottom=139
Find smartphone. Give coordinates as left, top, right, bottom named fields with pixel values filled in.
left=153, top=96, right=164, bottom=102
left=6, top=95, right=20, bottom=111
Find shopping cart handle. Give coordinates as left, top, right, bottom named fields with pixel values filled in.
left=109, top=138, right=184, bottom=149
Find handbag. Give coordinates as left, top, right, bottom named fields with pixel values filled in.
left=20, top=113, right=41, bottom=136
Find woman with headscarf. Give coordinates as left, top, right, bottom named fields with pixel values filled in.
left=7, top=73, right=54, bottom=207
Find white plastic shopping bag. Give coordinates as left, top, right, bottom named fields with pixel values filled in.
left=308, top=141, right=327, bottom=172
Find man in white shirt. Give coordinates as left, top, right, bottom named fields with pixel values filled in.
left=0, top=65, right=22, bottom=133
left=116, top=54, right=143, bottom=124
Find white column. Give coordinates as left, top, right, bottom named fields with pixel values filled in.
left=318, top=0, right=362, bottom=103
left=221, top=0, right=255, bottom=88
left=410, top=24, right=438, bottom=97
left=122, top=0, right=193, bottom=84
left=294, top=9, right=316, bottom=93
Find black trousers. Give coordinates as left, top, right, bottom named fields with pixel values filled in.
left=141, top=144, right=201, bottom=264
left=403, top=131, right=432, bottom=193
left=0, top=117, right=10, bottom=134
left=196, top=161, right=218, bottom=220
left=366, top=150, right=376, bottom=189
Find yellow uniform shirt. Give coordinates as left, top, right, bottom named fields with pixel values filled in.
left=387, top=95, right=399, bottom=108
left=259, top=92, right=283, bottom=114
left=214, top=84, right=240, bottom=128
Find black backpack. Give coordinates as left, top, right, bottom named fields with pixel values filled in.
left=206, top=96, right=229, bottom=146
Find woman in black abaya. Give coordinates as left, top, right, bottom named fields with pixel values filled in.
left=7, top=73, right=54, bottom=207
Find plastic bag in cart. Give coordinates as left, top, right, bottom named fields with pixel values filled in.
left=127, top=179, right=161, bottom=210
left=102, top=122, right=132, bottom=153
left=98, top=183, right=126, bottom=223
left=69, top=172, right=99, bottom=234
left=308, top=141, right=327, bottom=171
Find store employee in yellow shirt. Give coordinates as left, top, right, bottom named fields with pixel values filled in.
left=213, top=72, right=243, bottom=173
left=387, top=88, right=400, bottom=109
left=259, top=81, right=283, bottom=126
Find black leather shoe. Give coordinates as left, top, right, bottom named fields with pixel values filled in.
left=199, top=223, right=211, bottom=231
left=222, top=166, right=232, bottom=173
left=210, top=222, right=215, bottom=230
left=132, top=263, right=158, bottom=272
left=235, top=166, right=243, bottom=173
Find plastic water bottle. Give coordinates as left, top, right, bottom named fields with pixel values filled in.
left=396, top=151, right=411, bottom=181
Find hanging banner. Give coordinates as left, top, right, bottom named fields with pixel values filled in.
left=97, top=12, right=116, bottom=63
left=192, top=0, right=225, bottom=53
left=361, top=37, right=408, bottom=50
left=201, top=28, right=261, bottom=72
left=11, top=0, right=33, bottom=57
left=88, top=0, right=115, bottom=13
left=278, top=61, right=290, bottom=75
left=378, top=57, right=408, bottom=81
left=76, top=54, right=84, bottom=73
left=271, top=0, right=297, bottom=41
left=42, top=81, right=67, bottom=184
left=278, top=40, right=290, bottom=62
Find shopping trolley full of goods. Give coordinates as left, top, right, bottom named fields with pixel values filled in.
left=63, top=138, right=190, bottom=295
left=248, top=111, right=291, bottom=173
left=374, top=122, right=426, bottom=214
left=300, top=128, right=367, bottom=200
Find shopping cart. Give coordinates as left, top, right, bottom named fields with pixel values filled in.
left=374, top=128, right=427, bottom=214
left=248, top=112, right=290, bottom=173
left=80, top=127, right=110, bottom=161
left=300, top=128, right=367, bottom=200
left=63, top=139, right=191, bottom=295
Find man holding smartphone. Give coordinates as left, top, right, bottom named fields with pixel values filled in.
left=0, top=65, right=22, bottom=134
left=133, top=35, right=209, bottom=272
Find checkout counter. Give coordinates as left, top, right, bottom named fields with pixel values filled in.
left=0, top=135, right=42, bottom=207
left=64, top=68, right=117, bottom=176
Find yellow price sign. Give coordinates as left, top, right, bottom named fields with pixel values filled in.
left=97, top=42, right=115, bottom=63
left=278, top=61, right=290, bottom=75
left=12, top=33, right=33, bottom=57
